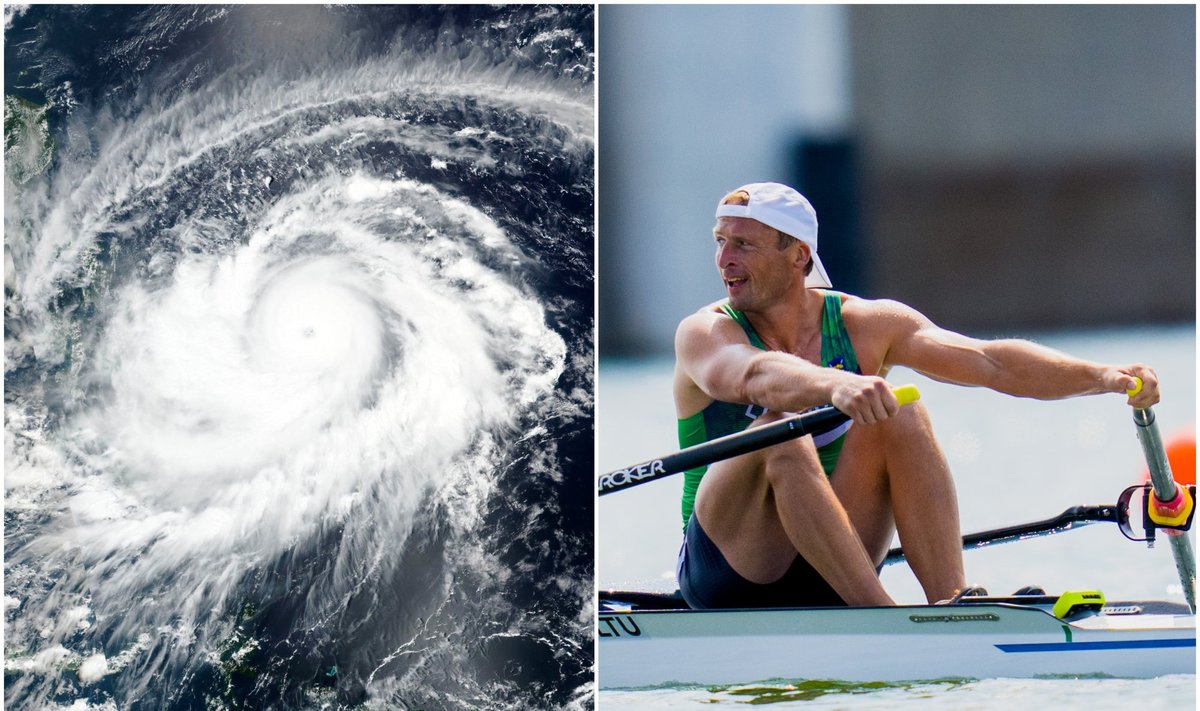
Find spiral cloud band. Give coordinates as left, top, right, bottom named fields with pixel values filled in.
left=5, top=6, right=593, bottom=709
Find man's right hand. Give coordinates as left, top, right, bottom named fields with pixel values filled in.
left=830, top=375, right=899, bottom=425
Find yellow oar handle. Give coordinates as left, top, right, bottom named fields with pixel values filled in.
left=894, top=384, right=921, bottom=407
left=1127, top=376, right=1144, bottom=398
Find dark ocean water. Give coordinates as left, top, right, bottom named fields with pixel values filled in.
left=5, top=5, right=593, bottom=710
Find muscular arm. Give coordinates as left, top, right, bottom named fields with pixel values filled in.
left=675, top=310, right=898, bottom=423
left=876, top=300, right=1159, bottom=407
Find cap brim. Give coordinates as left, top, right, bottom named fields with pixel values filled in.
left=805, top=253, right=833, bottom=288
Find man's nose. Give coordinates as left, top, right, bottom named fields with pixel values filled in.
left=716, top=243, right=735, bottom=268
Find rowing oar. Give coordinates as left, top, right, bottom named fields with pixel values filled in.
left=882, top=502, right=1122, bottom=568
left=597, top=385, right=921, bottom=496
left=1127, top=377, right=1197, bottom=613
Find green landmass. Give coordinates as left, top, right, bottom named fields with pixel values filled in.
left=4, top=94, right=54, bottom=184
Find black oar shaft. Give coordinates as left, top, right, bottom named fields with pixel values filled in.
left=597, top=406, right=850, bottom=496
left=598, top=386, right=920, bottom=497
left=882, top=505, right=1120, bottom=567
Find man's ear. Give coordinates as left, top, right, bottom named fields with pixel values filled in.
left=794, top=241, right=811, bottom=270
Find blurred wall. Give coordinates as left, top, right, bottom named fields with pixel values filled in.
left=598, top=5, right=852, bottom=355
left=599, top=4, right=1195, bottom=356
left=850, top=5, right=1195, bottom=333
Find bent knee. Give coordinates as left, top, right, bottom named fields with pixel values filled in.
left=761, top=436, right=826, bottom=487
left=893, top=399, right=934, bottom=430
left=847, top=400, right=935, bottom=449
left=880, top=399, right=934, bottom=434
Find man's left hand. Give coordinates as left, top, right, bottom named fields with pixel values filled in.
left=1111, top=364, right=1160, bottom=409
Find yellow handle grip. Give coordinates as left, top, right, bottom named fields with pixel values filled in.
left=1127, top=376, right=1144, bottom=397
left=894, top=385, right=921, bottom=407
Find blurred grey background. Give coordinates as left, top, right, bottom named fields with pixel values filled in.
left=599, top=5, right=1195, bottom=356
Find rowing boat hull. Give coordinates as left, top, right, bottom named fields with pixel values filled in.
left=598, top=602, right=1196, bottom=688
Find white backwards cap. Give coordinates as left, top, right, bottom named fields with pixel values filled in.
left=714, top=182, right=832, bottom=288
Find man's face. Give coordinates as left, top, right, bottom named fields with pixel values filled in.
left=713, top=216, right=804, bottom=312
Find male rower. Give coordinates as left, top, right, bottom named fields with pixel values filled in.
left=674, top=181, right=1159, bottom=609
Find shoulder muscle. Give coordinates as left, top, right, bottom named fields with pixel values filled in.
left=674, top=308, right=761, bottom=403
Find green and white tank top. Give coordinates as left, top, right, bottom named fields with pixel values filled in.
left=676, top=292, right=862, bottom=530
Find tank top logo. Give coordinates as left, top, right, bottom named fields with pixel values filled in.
left=744, top=404, right=767, bottom=420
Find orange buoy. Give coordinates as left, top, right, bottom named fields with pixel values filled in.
left=1141, top=426, right=1196, bottom=486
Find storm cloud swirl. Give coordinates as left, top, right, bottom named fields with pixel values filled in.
left=5, top=6, right=593, bottom=710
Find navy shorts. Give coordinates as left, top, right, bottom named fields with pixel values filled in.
left=676, top=512, right=850, bottom=609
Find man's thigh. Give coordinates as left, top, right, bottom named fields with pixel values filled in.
left=828, top=419, right=896, bottom=562
left=829, top=403, right=945, bottom=561
left=694, top=422, right=826, bottom=582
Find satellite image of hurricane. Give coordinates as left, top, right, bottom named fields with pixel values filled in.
left=4, top=5, right=594, bottom=710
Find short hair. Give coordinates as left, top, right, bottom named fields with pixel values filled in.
left=720, top=189, right=750, bottom=207
left=720, top=188, right=813, bottom=273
